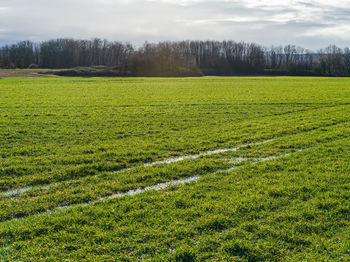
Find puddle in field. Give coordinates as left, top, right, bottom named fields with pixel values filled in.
left=48, top=149, right=304, bottom=215
left=0, top=185, right=51, bottom=197
left=1, top=187, right=33, bottom=197
left=47, top=176, right=200, bottom=214
left=1, top=139, right=274, bottom=198
left=227, top=149, right=304, bottom=165
left=144, top=139, right=274, bottom=166
left=228, top=157, right=249, bottom=164
left=98, top=176, right=200, bottom=200
left=7, top=148, right=306, bottom=220
left=46, top=150, right=303, bottom=215
left=144, top=147, right=240, bottom=166
left=254, top=149, right=303, bottom=162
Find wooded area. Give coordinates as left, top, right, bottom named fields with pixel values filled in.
left=1, top=38, right=350, bottom=76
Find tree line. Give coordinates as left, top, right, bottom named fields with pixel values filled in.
left=1, top=38, right=350, bottom=76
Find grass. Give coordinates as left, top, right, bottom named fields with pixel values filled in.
left=0, top=76, right=349, bottom=260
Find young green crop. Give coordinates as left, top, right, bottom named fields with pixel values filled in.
left=0, top=76, right=349, bottom=260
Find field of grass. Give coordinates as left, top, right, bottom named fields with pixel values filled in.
left=0, top=76, right=349, bottom=261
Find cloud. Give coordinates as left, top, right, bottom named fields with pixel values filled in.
left=0, top=6, right=11, bottom=11
left=0, top=0, right=349, bottom=49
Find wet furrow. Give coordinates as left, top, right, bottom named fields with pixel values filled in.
left=3, top=149, right=305, bottom=223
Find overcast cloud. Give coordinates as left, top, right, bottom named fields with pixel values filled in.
left=0, top=0, right=349, bottom=49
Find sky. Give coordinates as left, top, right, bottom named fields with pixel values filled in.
left=0, top=0, right=349, bottom=50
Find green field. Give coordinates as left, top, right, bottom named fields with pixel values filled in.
left=0, top=76, right=349, bottom=261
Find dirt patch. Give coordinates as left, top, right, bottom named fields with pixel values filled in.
left=0, top=69, right=59, bottom=78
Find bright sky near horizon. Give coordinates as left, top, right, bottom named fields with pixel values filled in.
left=0, top=0, right=349, bottom=49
